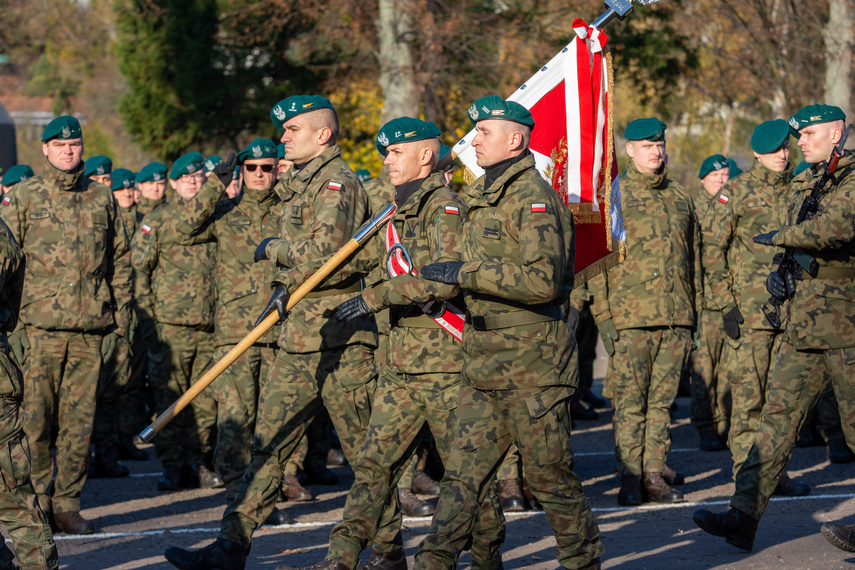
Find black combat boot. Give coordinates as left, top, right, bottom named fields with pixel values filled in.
left=326, top=448, right=348, bottom=466
left=357, top=548, right=408, bottom=570
left=276, top=560, right=352, bottom=570
left=579, top=387, right=607, bottom=409
left=497, top=478, right=525, bottom=511
left=617, top=474, right=642, bottom=506
left=304, top=465, right=339, bottom=485
left=158, top=466, right=182, bottom=491
left=53, top=511, right=96, bottom=535
left=182, top=464, right=225, bottom=489
left=692, top=507, right=758, bottom=551
left=398, top=488, right=434, bottom=517
left=773, top=473, right=810, bottom=497
left=827, top=438, right=855, bottom=464
left=642, top=472, right=684, bottom=503
left=90, top=447, right=130, bottom=478
left=164, top=538, right=248, bottom=570
left=821, top=522, right=855, bottom=552
left=570, top=398, right=598, bottom=421
left=117, top=435, right=149, bottom=461
left=662, top=464, right=685, bottom=486
left=265, top=506, right=293, bottom=525
left=698, top=428, right=726, bottom=451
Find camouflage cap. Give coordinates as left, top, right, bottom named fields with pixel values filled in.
left=137, top=161, right=168, bottom=182
left=467, top=96, right=534, bottom=128
left=169, top=151, right=205, bottom=180
left=237, top=138, right=277, bottom=163
left=624, top=117, right=667, bottom=141
left=788, top=104, right=846, bottom=139
left=84, top=155, right=113, bottom=177
left=728, top=158, right=743, bottom=178
left=698, top=154, right=729, bottom=179
left=751, top=119, right=790, bottom=153
left=355, top=169, right=371, bottom=182
left=793, top=160, right=811, bottom=176
left=42, top=115, right=82, bottom=142
left=269, top=95, right=334, bottom=132
left=110, top=168, right=136, bottom=191
left=276, top=143, right=286, bottom=159
left=1, top=164, right=34, bottom=186
left=204, top=155, right=222, bottom=172
left=376, top=117, right=442, bottom=156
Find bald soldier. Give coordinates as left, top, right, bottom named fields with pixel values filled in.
left=413, top=96, right=603, bottom=569
left=3, top=116, right=133, bottom=534
left=694, top=104, right=855, bottom=551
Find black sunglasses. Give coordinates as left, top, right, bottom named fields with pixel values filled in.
left=245, top=164, right=275, bottom=173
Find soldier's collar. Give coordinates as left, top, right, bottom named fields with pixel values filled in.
left=44, top=156, right=85, bottom=191
left=394, top=172, right=446, bottom=214
left=483, top=150, right=530, bottom=193
left=293, top=145, right=342, bottom=186
left=627, top=160, right=667, bottom=189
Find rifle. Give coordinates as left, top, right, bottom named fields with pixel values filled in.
left=762, top=124, right=851, bottom=329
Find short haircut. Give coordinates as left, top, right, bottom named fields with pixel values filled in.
left=498, top=120, right=532, bottom=147
left=306, top=108, right=340, bottom=144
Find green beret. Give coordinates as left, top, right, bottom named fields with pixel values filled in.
left=751, top=119, right=790, bottom=154
left=42, top=115, right=82, bottom=142
left=276, top=143, right=286, bottom=159
left=467, top=96, right=534, bottom=128
left=698, top=154, right=729, bottom=179
left=355, top=169, right=371, bottom=182
left=624, top=117, right=667, bottom=141
left=728, top=158, right=743, bottom=178
left=110, top=168, right=136, bottom=191
left=788, top=104, right=846, bottom=138
left=204, top=155, right=222, bottom=172
left=376, top=117, right=442, bottom=157
left=138, top=162, right=168, bottom=182
left=169, top=152, right=205, bottom=180
left=793, top=160, right=811, bottom=176
left=269, top=95, right=334, bottom=132
left=237, top=138, right=277, bottom=163
left=84, top=155, right=113, bottom=177
left=1, top=165, right=34, bottom=186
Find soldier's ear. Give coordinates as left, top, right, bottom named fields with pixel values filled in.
left=168, top=179, right=178, bottom=191
left=42, top=142, right=50, bottom=158
left=625, top=141, right=635, bottom=159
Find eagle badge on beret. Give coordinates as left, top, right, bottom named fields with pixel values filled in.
left=61, top=125, right=71, bottom=138
left=96, top=166, right=105, bottom=175
left=377, top=132, right=389, bottom=147
left=273, top=105, right=286, bottom=121
left=468, top=104, right=478, bottom=121
left=252, top=145, right=262, bottom=158
left=789, top=116, right=800, bottom=130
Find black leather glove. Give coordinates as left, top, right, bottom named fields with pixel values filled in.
left=254, top=283, right=290, bottom=327
left=213, top=152, right=237, bottom=187
left=766, top=270, right=796, bottom=299
left=335, top=295, right=372, bottom=321
left=420, top=261, right=463, bottom=285
left=753, top=231, right=779, bottom=246
left=722, top=305, right=744, bottom=340
left=254, top=237, right=277, bottom=262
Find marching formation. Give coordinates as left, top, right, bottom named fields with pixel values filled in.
left=0, top=92, right=852, bottom=570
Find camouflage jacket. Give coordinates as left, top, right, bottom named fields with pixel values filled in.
left=266, top=144, right=377, bottom=357
left=701, top=162, right=792, bottom=329
left=0, top=217, right=24, bottom=401
left=2, top=159, right=133, bottom=334
left=136, top=195, right=164, bottom=223
left=172, top=177, right=284, bottom=346
left=132, top=194, right=216, bottom=330
left=119, top=204, right=139, bottom=237
left=589, top=161, right=701, bottom=330
left=769, top=151, right=855, bottom=349
left=351, top=172, right=467, bottom=375
left=451, top=152, right=577, bottom=390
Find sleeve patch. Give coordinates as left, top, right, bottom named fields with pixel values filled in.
left=444, top=205, right=459, bottom=215
left=327, top=181, right=342, bottom=191
left=1, top=196, right=10, bottom=206
left=718, top=194, right=729, bottom=204
left=531, top=203, right=547, bottom=213
left=141, top=224, right=152, bottom=234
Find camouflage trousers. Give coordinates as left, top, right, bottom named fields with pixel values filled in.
left=414, top=383, right=603, bottom=569
left=721, top=329, right=777, bottom=475
left=690, top=310, right=731, bottom=435
left=219, top=344, right=386, bottom=550
left=0, top=347, right=58, bottom=570
left=496, top=443, right=521, bottom=480
left=149, top=324, right=216, bottom=469
left=327, top=371, right=505, bottom=569
left=608, top=327, right=691, bottom=477
left=92, top=335, right=131, bottom=451
left=22, top=329, right=101, bottom=513
left=731, top=341, right=855, bottom=521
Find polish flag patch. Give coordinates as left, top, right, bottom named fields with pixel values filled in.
left=141, top=224, right=152, bottom=234
left=1, top=196, right=10, bottom=206
left=327, top=181, right=342, bottom=191
left=531, top=203, right=547, bottom=213
left=444, top=205, right=459, bottom=215
left=718, top=194, right=729, bottom=204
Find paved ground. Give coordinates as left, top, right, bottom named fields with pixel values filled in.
left=9, top=350, right=855, bottom=569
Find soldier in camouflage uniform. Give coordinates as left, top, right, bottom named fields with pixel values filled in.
left=3, top=116, right=133, bottom=534
left=699, top=120, right=809, bottom=498
left=84, top=155, right=113, bottom=188
left=588, top=118, right=700, bottom=506
left=132, top=151, right=222, bottom=492
left=694, top=104, right=855, bottom=551
left=170, top=138, right=311, bottom=514
left=692, top=154, right=732, bottom=452
left=136, top=162, right=168, bottom=220
left=164, top=95, right=384, bottom=570
left=1, top=165, right=35, bottom=197
left=413, top=96, right=603, bottom=569
left=285, top=117, right=505, bottom=570
left=0, top=217, right=59, bottom=569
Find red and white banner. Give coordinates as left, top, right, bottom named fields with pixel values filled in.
left=454, top=17, right=625, bottom=281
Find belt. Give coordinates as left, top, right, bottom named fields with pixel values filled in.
left=303, top=281, right=362, bottom=299
left=809, top=266, right=855, bottom=279
left=465, top=305, right=562, bottom=331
